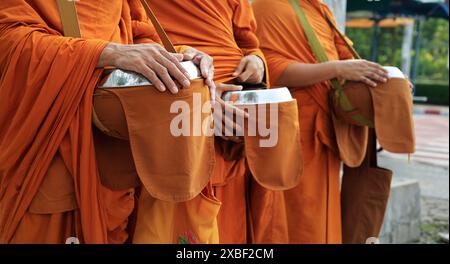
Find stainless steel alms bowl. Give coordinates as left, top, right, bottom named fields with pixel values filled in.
left=98, top=61, right=201, bottom=89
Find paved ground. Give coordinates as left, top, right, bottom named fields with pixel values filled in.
left=378, top=109, right=449, bottom=243
left=380, top=113, right=449, bottom=199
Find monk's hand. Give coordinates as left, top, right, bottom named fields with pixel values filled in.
left=182, top=47, right=216, bottom=101
left=233, top=55, right=265, bottom=84
left=97, top=43, right=191, bottom=94
left=405, top=76, right=415, bottom=94
left=213, top=83, right=249, bottom=140
left=333, top=59, right=389, bottom=88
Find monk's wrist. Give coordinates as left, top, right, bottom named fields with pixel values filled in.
left=97, top=43, right=121, bottom=68
left=327, top=61, right=341, bottom=79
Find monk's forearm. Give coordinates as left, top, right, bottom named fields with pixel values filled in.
left=275, top=61, right=339, bottom=87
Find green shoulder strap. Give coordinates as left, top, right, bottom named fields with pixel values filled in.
left=288, top=0, right=374, bottom=127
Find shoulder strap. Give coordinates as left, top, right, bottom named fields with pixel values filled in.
left=318, top=5, right=362, bottom=60
left=56, top=0, right=177, bottom=53
left=56, top=0, right=81, bottom=38
left=138, top=0, right=176, bottom=53
left=288, top=0, right=329, bottom=63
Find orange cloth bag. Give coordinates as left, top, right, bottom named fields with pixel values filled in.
left=93, top=80, right=215, bottom=202
left=219, top=87, right=303, bottom=191
left=243, top=99, right=303, bottom=191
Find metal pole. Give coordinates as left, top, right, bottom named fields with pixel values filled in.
left=371, top=19, right=380, bottom=62
left=401, top=22, right=415, bottom=75
left=411, top=19, right=422, bottom=86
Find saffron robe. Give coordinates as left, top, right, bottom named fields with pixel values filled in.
left=253, top=0, right=354, bottom=243
left=148, top=0, right=270, bottom=243
left=0, top=0, right=162, bottom=244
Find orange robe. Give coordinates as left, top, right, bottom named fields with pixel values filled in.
left=253, top=0, right=354, bottom=243
left=0, top=0, right=160, bottom=244
left=148, top=0, right=268, bottom=244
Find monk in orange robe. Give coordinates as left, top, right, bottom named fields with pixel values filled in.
left=0, top=0, right=213, bottom=244
left=148, top=0, right=268, bottom=244
left=253, top=0, right=388, bottom=243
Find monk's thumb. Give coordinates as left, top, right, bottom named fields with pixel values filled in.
left=233, top=60, right=247, bottom=76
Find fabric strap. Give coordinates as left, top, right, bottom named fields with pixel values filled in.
left=138, top=0, right=177, bottom=53
left=56, top=0, right=177, bottom=53
left=321, top=9, right=362, bottom=60
left=56, top=0, right=81, bottom=38
left=288, top=0, right=374, bottom=127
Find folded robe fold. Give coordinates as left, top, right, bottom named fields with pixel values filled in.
left=0, top=0, right=165, bottom=244
left=0, top=22, right=108, bottom=243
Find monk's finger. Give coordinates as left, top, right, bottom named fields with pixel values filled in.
left=148, top=60, right=179, bottom=93
left=213, top=99, right=235, bottom=136
left=160, top=50, right=191, bottom=79
left=208, top=81, right=216, bottom=103
left=215, top=83, right=239, bottom=99
left=367, top=61, right=388, bottom=73
left=153, top=44, right=184, bottom=63
left=138, top=64, right=166, bottom=92
left=223, top=112, right=243, bottom=136
left=221, top=119, right=235, bottom=137
left=207, top=67, right=215, bottom=88
left=200, top=55, right=213, bottom=80
left=223, top=100, right=249, bottom=119
left=161, top=51, right=190, bottom=83
left=407, top=79, right=414, bottom=94
left=196, top=56, right=216, bottom=102
left=235, top=105, right=249, bottom=119
left=366, top=65, right=388, bottom=81
left=155, top=54, right=191, bottom=89
left=216, top=98, right=247, bottom=132
left=221, top=109, right=244, bottom=136
left=367, top=71, right=387, bottom=83
left=367, top=62, right=389, bottom=79
left=246, top=72, right=263, bottom=84
left=212, top=111, right=227, bottom=137
left=368, top=65, right=388, bottom=80
left=216, top=85, right=248, bottom=118
left=361, top=76, right=377, bottom=88
left=377, top=69, right=389, bottom=81
left=237, top=68, right=253, bottom=83
left=217, top=83, right=243, bottom=93
left=233, top=58, right=248, bottom=77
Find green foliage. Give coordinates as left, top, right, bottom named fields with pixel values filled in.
left=346, top=18, right=449, bottom=82
left=415, top=81, right=449, bottom=105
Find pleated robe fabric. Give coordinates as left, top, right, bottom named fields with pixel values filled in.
left=0, top=0, right=162, bottom=244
